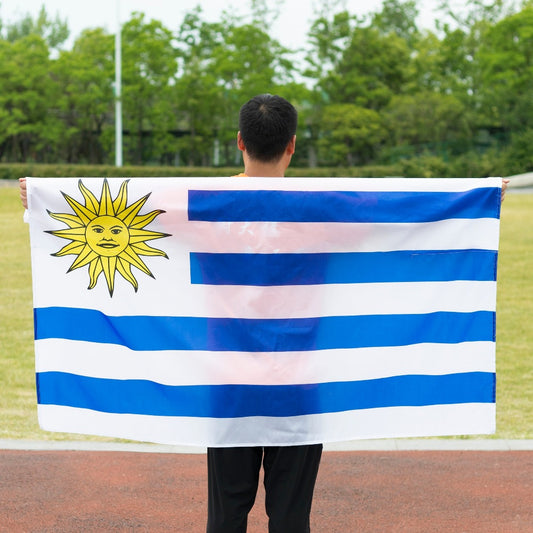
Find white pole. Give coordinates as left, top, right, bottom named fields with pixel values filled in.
left=115, top=0, right=123, bottom=167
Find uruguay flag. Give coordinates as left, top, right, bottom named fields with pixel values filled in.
left=26, top=177, right=502, bottom=446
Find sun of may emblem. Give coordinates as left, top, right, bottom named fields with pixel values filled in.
left=47, top=179, right=170, bottom=296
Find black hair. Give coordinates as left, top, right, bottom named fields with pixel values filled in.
left=238, top=94, right=297, bottom=162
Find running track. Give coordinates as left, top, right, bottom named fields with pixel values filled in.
left=1, top=441, right=532, bottom=532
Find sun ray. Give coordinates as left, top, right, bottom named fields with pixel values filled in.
left=113, top=180, right=130, bottom=214
left=116, top=258, right=139, bottom=292
left=62, top=193, right=97, bottom=226
left=46, top=228, right=87, bottom=243
left=119, top=194, right=150, bottom=226
left=48, top=179, right=169, bottom=296
left=52, top=241, right=86, bottom=257
left=131, top=241, right=168, bottom=258
left=129, top=209, right=166, bottom=229
left=88, top=258, right=103, bottom=289
left=129, top=228, right=170, bottom=243
left=47, top=211, right=84, bottom=228
left=78, top=180, right=100, bottom=214
left=98, top=179, right=115, bottom=216
left=118, top=247, right=154, bottom=277
left=68, top=246, right=99, bottom=272
left=101, top=256, right=117, bottom=296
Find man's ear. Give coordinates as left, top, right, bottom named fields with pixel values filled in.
left=286, top=135, right=296, bottom=155
left=237, top=131, right=246, bottom=152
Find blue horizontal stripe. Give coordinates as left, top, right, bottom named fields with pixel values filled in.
left=36, top=372, right=495, bottom=418
left=190, top=249, right=498, bottom=285
left=188, top=188, right=500, bottom=223
left=34, top=307, right=495, bottom=352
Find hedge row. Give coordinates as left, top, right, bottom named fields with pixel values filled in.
left=0, top=163, right=407, bottom=180
left=0, top=164, right=242, bottom=180
left=285, top=165, right=402, bottom=177
left=0, top=157, right=508, bottom=181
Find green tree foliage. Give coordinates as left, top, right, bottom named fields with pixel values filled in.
left=477, top=6, right=533, bottom=131
left=371, top=0, right=420, bottom=46
left=0, top=35, right=58, bottom=161
left=174, top=7, right=300, bottom=166
left=306, top=9, right=360, bottom=90
left=319, top=26, right=411, bottom=109
left=502, top=128, right=533, bottom=174
left=384, top=92, right=470, bottom=149
left=4, top=5, right=69, bottom=48
left=121, top=13, right=178, bottom=165
left=1, top=0, right=533, bottom=174
left=432, top=0, right=511, bottom=104
left=52, top=29, right=114, bottom=164
left=307, top=4, right=411, bottom=163
left=436, top=0, right=510, bottom=29
left=318, top=104, right=387, bottom=165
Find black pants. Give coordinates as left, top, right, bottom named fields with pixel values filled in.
left=206, top=444, right=323, bottom=533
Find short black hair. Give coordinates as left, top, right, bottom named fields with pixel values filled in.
left=238, top=94, right=297, bottom=162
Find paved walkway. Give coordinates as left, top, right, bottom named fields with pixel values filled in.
left=1, top=440, right=532, bottom=532
left=2, top=438, right=533, bottom=452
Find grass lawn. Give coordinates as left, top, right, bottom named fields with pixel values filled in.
left=495, top=192, right=533, bottom=438
left=0, top=186, right=120, bottom=442
left=0, top=185, right=532, bottom=440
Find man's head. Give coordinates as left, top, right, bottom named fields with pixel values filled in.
left=238, top=94, right=297, bottom=163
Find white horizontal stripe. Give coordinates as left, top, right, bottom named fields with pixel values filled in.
left=36, top=340, right=495, bottom=386
left=30, top=176, right=500, bottom=193
left=32, top=278, right=496, bottom=319
left=156, top=176, right=502, bottom=193
left=185, top=218, right=500, bottom=254
left=184, top=280, right=497, bottom=319
left=37, top=403, right=495, bottom=447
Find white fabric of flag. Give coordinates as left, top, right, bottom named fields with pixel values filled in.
left=27, top=177, right=502, bottom=446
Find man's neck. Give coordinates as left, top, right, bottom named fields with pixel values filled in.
left=243, top=160, right=287, bottom=178
left=237, top=133, right=295, bottom=177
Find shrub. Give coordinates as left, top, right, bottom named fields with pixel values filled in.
left=398, top=155, right=449, bottom=178
left=1, top=163, right=402, bottom=180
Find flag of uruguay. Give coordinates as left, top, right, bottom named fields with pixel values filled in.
left=27, top=176, right=502, bottom=446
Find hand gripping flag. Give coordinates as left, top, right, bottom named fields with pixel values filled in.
left=26, top=177, right=502, bottom=446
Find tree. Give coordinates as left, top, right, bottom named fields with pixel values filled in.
left=371, top=0, right=420, bottom=46
left=174, top=8, right=234, bottom=166
left=4, top=5, right=69, bottom=49
left=174, top=7, right=300, bottom=166
left=476, top=6, right=533, bottom=131
left=436, top=0, right=511, bottom=30
left=431, top=0, right=515, bottom=104
left=121, top=13, right=178, bottom=165
left=383, top=92, right=470, bottom=152
left=249, top=0, right=283, bottom=32
left=306, top=5, right=413, bottom=111
left=305, top=10, right=358, bottom=84
left=319, top=26, right=411, bottom=110
left=0, top=35, right=58, bottom=161
left=52, top=29, right=115, bottom=163
left=317, top=104, right=387, bottom=165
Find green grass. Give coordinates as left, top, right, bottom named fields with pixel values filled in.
left=0, top=187, right=36, bottom=438
left=0, top=186, right=121, bottom=441
left=495, top=194, right=533, bottom=438
left=0, top=186, right=532, bottom=440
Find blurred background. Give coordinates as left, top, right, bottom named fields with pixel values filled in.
left=0, top=0, right=533, bottom=178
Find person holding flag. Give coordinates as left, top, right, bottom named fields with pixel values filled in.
left=18, top=94, right=510, bottom=533
left=205, top=94, right=323, bottom=533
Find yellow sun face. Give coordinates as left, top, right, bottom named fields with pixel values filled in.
left=47, top=179, right=169, bottom=296
left=86, top=216, right=130, bottom=257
